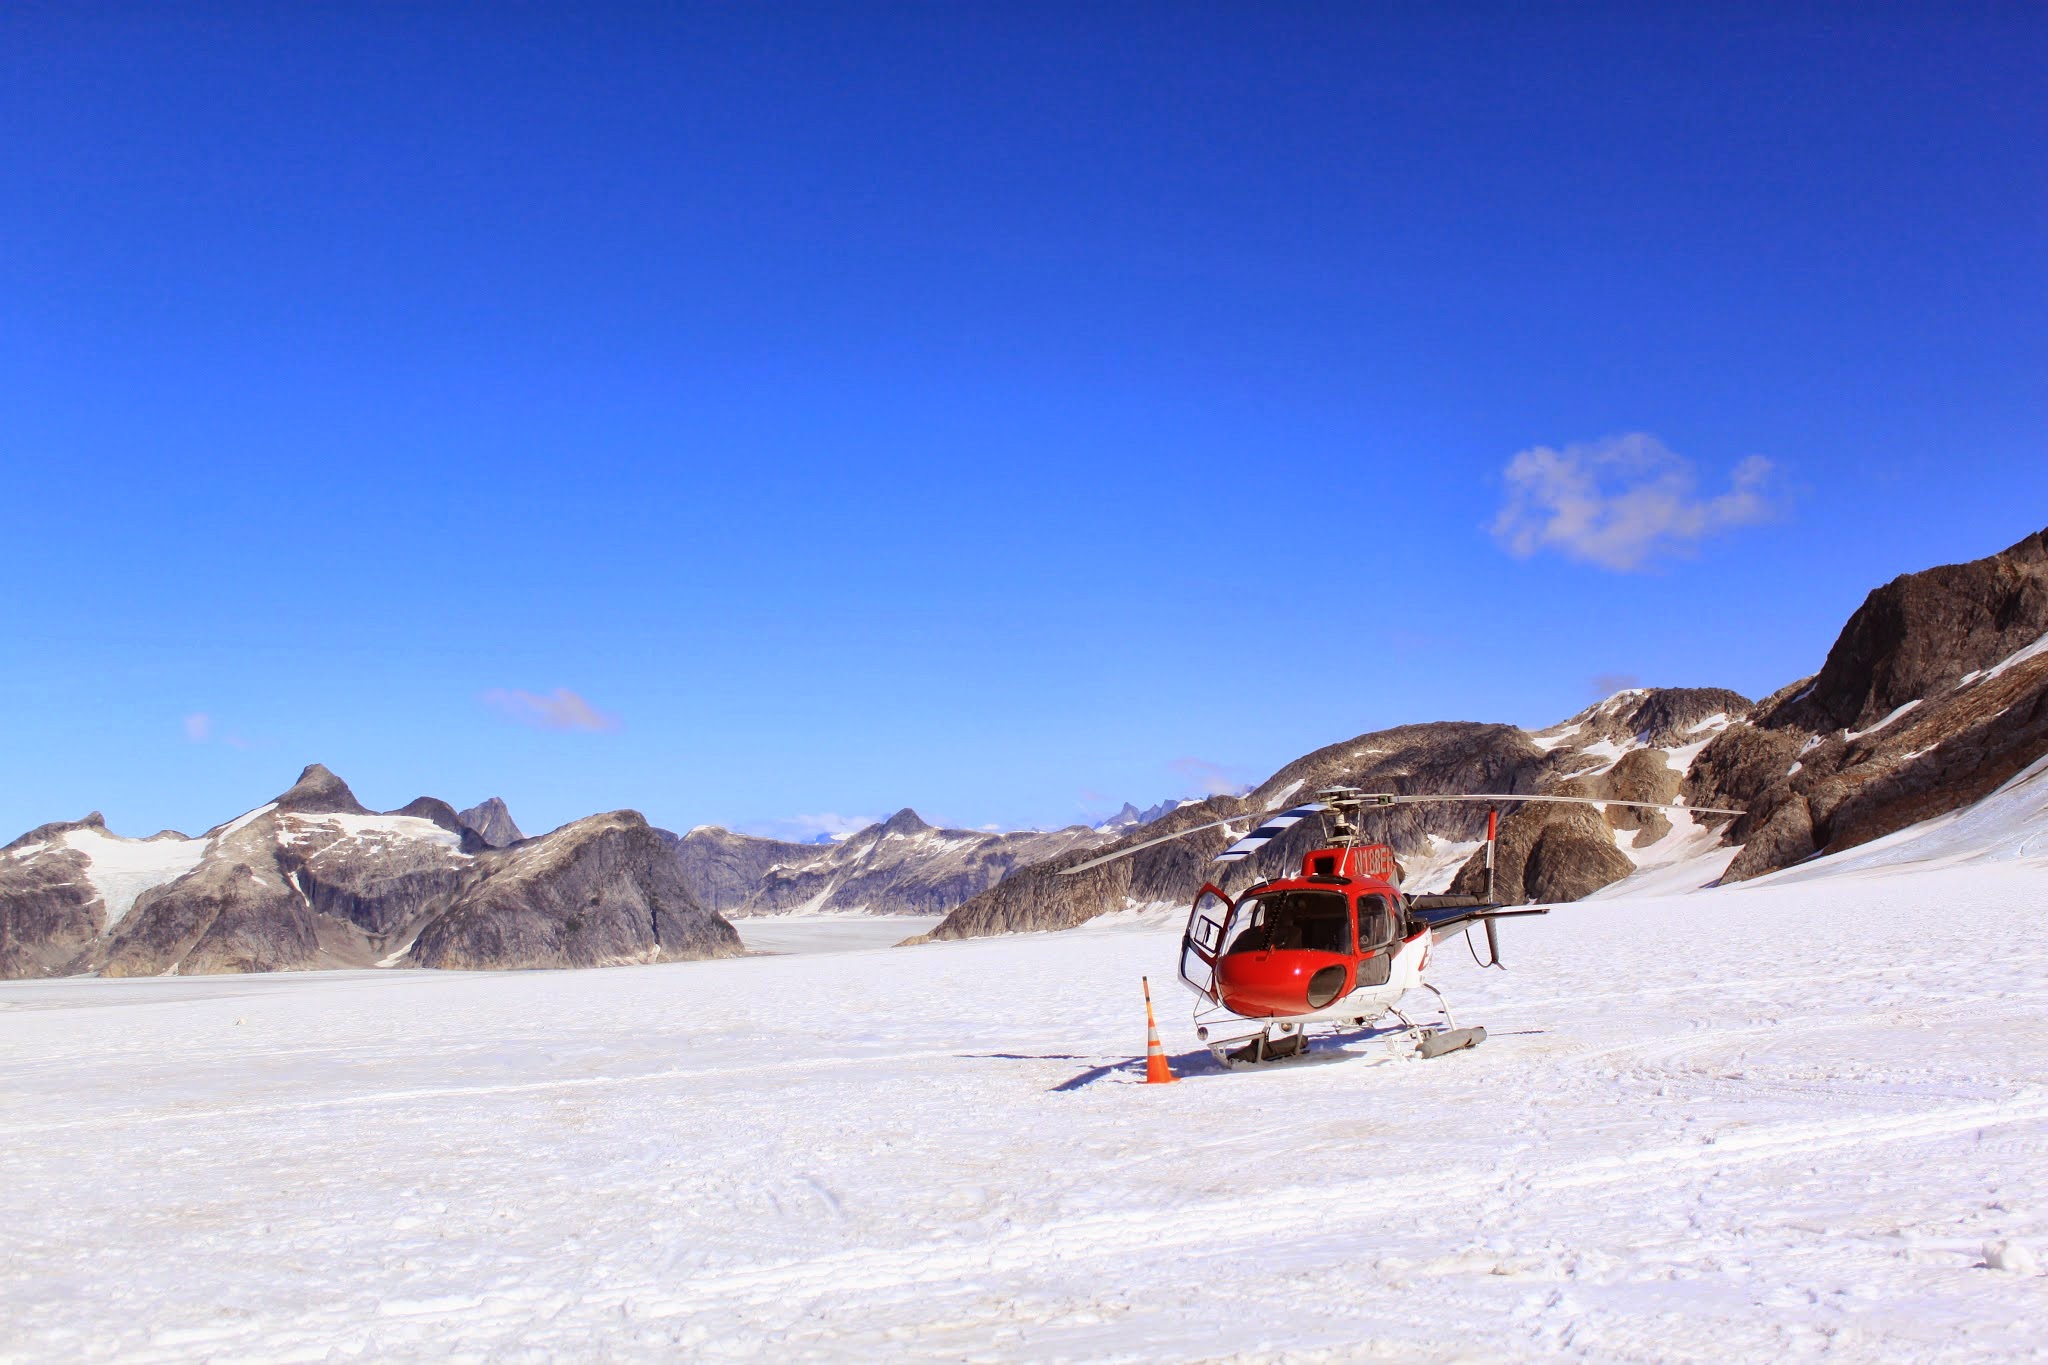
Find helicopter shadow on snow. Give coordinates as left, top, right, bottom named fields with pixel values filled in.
left=984, top=1022, right=1551, bottom=1091
left=992, top=1023, right=1414, bottom=1091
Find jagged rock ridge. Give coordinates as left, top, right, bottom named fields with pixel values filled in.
left=914, top=691, right=1749, bottom=943
left=919, top=527, right=2048, bottom=942
left=667, top=810, right=1106, bottom=918
left=1686, top=526, right=2048, bottom=880
left=458, top=797, right=525, bottom=849
left=0, top=767, right=739, bottom=979
left=1094, top=799, right=1185, bottom=832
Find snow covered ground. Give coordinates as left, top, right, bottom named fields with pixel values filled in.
left=735, top=914, right=942, bottom=956
left=5, top=848, right=2048, bottom=1358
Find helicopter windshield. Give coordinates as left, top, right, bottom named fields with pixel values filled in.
left=1224, top=891, right=1352, bottom=956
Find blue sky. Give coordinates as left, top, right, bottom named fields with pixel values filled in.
left=2, top=4, right=2042, bottom=841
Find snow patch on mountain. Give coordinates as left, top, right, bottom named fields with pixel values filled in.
left=278, top=812, right=468, bottom=853
left=1399, top=835, right=1483, bottom=894
left=1845, top=699, right=1923, bottom=741
left=209, top=803, right=278, bottom=841
left=1528, top=722, right=1583, bottom=752
left=56, top=828, right=207, bottom=928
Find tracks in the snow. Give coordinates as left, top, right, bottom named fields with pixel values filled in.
left=576, top=1087, right=2048, bottom=1326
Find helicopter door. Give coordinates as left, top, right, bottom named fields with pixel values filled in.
left=1179, top=882, right=1234, bottom=1003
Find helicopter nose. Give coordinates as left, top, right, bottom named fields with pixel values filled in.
left=1214, top=953, right=1348, bottom=1017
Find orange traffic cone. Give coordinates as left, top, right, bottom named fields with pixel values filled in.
left=1142, top=976, right=1178, bottom=1084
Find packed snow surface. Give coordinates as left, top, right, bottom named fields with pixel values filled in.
left=735, top=915, right=942, bottom=956
left=4, top=860, right=2047, bottom=1357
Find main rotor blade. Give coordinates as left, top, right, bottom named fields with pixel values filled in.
left=1056, top=779, right=1309, bottom=876
left=1212, top=804, right=1329, bottom=863
left=1356, top=793, right=1744, bottom=816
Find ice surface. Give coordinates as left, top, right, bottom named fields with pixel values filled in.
left=736, top=916, right=943, bottom=956
left=4, top=814, right=2047, bottom=1358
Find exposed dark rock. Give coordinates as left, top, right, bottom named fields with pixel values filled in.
left=667, top=815, right=1104, bottom=919
left=1687, top=528, right=2048, bottom=882
left=409, top=812, right=740, bottom=970
left=1588, top=748, right=1682, bottom=839
left=0, top=841, right=103, bottom=978
left=1522, top=806, right=1640, bottom=903
left=1761, top=527, right=2048, bottom=734
left=1723, top=795, right=1816, bottom=882
left=1551, top=688, right=1753, bottom=749
left=1683, top=725, right=1809, bottom=821
left=880, top=808, right=930, bottom=836
left=269, top=764, right=371, bottom=818
left=908, top=796, right=1249, bottom=942
left=1446, top=802, right=1637, bottom=904
left=3, top=812, right=108, bottom=854
left=392, top=797, right=469, bottom=837
left=457, top=797, right=524, bottom=849
left=919, top=720, right=1561, bottom=943
left=3, top=769, right=745, bottom=978
left=101, top=820, right=320, bottom=977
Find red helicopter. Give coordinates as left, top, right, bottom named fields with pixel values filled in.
left=1063, top=785, right=1742, bottom=1067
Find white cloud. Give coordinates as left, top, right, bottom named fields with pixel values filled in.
left=1589, top=672, right=1643, bottom=696
left=739, top=812, right=881, bottom=842
left=481, top=688, right=621, bottom=733
left=1490, top=433, right=1778, bottom=572
left=183, top=712, right=253, bottom=749
left=1169, top=757, right=1249, bottom=797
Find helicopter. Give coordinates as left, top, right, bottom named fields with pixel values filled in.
left=1061, top=784, right=1743, bottom=1067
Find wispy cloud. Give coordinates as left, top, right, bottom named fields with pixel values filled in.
left=183, top=711, right=253, bottom=749
left=1490, top=434, right=1778, bottom=572
left=1169, top=757, right=1249, bottom=798
left=480, top=688, right=621, bottom=733
left=1589, top=672, right=1643, bottom=697
left=739, top=812, right=880, bottom=842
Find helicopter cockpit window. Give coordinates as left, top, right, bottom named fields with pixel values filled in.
left=1223, top=891, right=1352, bottom=956
left=1357, top=894, right=1395, bottom=950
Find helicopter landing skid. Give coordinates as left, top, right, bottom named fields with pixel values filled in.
left=1200, top=1021, right=1312, bottom=1069
left=1388, top=984, right=1487, bottom=1061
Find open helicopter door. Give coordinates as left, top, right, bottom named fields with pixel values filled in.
left=1179, top=882, right=1234, bottom=1004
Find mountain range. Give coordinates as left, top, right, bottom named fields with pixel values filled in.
left=914, top=525, right=2048, bottom=941
left=4, top=525, right=2042, bottom=976
left=664, top=811, right=1105, bottom=917
left=0, top=767, right=737, bottom=977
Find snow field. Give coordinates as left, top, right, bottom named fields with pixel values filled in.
left=3, top=859, right=2048, bottom=1360
left=49, top=830, right=206, bottom=929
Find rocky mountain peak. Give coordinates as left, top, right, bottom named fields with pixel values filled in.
left=390, top=797, right=470, bottom=838
left=2, top=812, right=107, bottom=855
left=881, top=808, right=931, bottom=836
left=272, top=764, right=371, bottom=816
left=1095, top=799, right=1182, bottom=832
left=457, top=797, right=524, bottom=849
left=1762, top=525, right=2048, bottom=734
left=1551, top=687, right=1752, bottom=748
